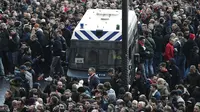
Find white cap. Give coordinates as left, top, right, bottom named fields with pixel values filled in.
left=41, top=19, right=46, bottom=23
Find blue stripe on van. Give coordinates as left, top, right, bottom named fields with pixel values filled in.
left=104, top=32, right=118, bottom=40
left=75, top=32, right=84, bottom=40
left=81, top=31, right=94, bottom=40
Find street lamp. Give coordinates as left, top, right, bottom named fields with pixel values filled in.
left=122, top=0, right=129, bottom=91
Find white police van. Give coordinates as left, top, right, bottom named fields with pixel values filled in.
left=67, top=9, right=138, bottom=81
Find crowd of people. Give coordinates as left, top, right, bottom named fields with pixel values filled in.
left=0, top=0, right=200, bottom=111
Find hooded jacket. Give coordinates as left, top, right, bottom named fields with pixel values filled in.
left=164, top=42, right=174, bottom=61
left=52, top=37, right=62, bottom=56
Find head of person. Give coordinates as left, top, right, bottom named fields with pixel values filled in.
left=20, top=65, right=27, bottom=73
left=103, top=82, right=112, bottom=91
left=92, top=101, right=100, bottom=109
left=132, top=100, right=138, bottom=108
left=150, top=83, right=158, bottom=92
left=149, top=97, right=157, bottom=110
left=138, top=101, right=146, bottom=110
left=107, top=104, right=115, bottom=112
left=84, top=100, right=91, bottom=110
left=24, top=62, right=32, bottom=70
left=184, top=30, right=190, bottom=37
left=107, top=68, right=115, bottom=77
left=34, top=23, right=40, bottom=30
left=88, top=67, right=96, bottom=76
left=190, top=65, right=197, bottom=74
left=17, top=99, right=25, bottom=110
left=157, top=78, right=166, bottom=89
left=194, top=102, right=200, bottom=112
left=193, top=46, right=199, bottom=54
left=57, top=81, right=63, bottom=89
left=30, top=34, right=37, bottom=41
left=64, top=89, right=72, bottom=99
left=169, top=37, right=175, bottom=45
left=198, top=63, right=200, bottom=71
left=5, top=90, right=12, bottom=99
left=159, top=62, right=167, bottom=71
left=123, top=92, right=132, bottom=102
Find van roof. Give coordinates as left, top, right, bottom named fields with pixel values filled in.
left=74, top=9, right=136, bottom=32
left=72, top=9, right=137, bottom=41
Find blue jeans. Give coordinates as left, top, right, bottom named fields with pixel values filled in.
left=175, top=55, right=186, bottom=79
left=185, top=67, right=190, bottom=79
left=145, top=58, right=154, bottom=77
left=153, top=52, right=162, bottom=73
left=0, top=57, right=5, bottom=76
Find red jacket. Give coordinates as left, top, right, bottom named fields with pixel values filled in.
left=164, top=42, right=174, bottom=61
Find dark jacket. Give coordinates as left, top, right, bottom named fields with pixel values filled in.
left=158, top=69, right=171, bottom=87
left=183, top=39, right=197, bottom=60
left=35, top=28, right=45, bottom=46
left=71, top=91, right=80, bottom=103
left=110, top=76, right=121, bottom=96
left=29, top=40, right=43, bottom=59
left=153, top=24, right=165, bottom=52
left=88, top=74, right=100, bottom=90
left=189, top=49, right=199, bottom=67
left=145, top=37, right=156, bottom=58
left=174, top=38, right=187, bottom=56
left=0, top=29, right=9, bottom=51
left=192, top=87, right=200, bottom=102
left=61, top=28, right=71, bottom=47
left=138, top=40, right=148, bottom=63
left=8, top=33, right=20, bottom=52
left=130, top=76, right=146, bottom=95
left=185, top=72, right=200, bottom=89
left=4, top=97, right=13, bottom=109
left=169, top=59, right=180, bottom=89
left=52, top=37, right=62, bottom=56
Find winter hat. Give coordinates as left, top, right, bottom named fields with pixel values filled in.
left=189, top=33, right=196, bottom=40
left=20, top=65, right=27, bottom=70
left=77, top=80, right=84, bottom=88
left=33, top=83, right=40, bottom=89
left=41, top=19, right=46, bottom=23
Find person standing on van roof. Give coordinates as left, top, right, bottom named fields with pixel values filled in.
left=88, top=67, right=100, bottom=91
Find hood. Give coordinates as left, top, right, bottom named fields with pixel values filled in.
left=36, top=28, right=43, bottom=32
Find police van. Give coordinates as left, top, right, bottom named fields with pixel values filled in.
left=67, top=9, right=138, bottom=81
